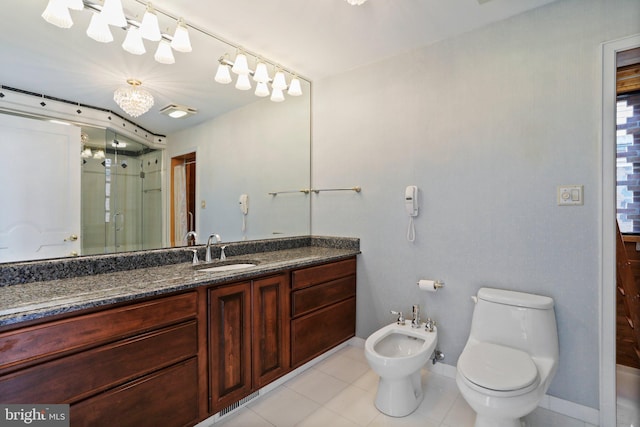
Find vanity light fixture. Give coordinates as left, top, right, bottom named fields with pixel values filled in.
left=113, top=79, right=154, bottom=118
left=215, top=53, right=304, bottom=102
left=41, top=1, right=193, bottom=65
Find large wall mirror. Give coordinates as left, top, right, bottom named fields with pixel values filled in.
left=0, top=0, right=311, bottom=264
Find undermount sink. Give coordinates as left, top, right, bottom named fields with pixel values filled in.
left=194, top=260, right=259, bottom=273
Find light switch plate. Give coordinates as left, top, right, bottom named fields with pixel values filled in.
left=557, top=185, right=583, bottom=206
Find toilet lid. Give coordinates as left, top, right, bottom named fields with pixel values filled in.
left=458, top=342, right=538, bottom=392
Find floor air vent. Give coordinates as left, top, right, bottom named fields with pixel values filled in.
left=219, top=391, right=260, bottom=418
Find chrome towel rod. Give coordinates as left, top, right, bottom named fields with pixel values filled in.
left=268, top=189, right=311, bottom=196
left=311, top=186, right=361, bottom=194
left=268, top=186, right=361, bottom=196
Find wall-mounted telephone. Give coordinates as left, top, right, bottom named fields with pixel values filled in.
left=239, top=194, right=249, bottom=215
left=405, top=185, right=419, bottom=217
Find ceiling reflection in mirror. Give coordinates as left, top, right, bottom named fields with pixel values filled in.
left=0, top=0, right=311, bottom=264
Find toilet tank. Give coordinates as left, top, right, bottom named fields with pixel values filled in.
left=468, top=288, right=558, bottom=359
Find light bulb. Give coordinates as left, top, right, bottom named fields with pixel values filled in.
left=214, top=63, right=232, bottom=84
left=270, top=87, right=285, bottom=102
left=86, top=12, right=113, bottom=43
left=154, top=40, right=175, bottom=64
left=231, top=52, right=250, bottom=75
left=253, top=62, right=269, bottom=83
left=42, top=0, right=73, bottom=28
left=171, top=19, right=192, bottom=53
left=235, top=74, right=251, bottom=91
left=272, top=70, right=287, bottom=90
left=122, top=27, right=146, bottom=55
left=140, top=4, right=162, bottom=41
left=288, top=77, right=303, bottom=96
left=255, top=82, right=270, bottom=97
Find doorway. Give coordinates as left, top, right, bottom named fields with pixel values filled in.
left=171, top=152, right=197, bottom=246
left=602, top=34, right=640, bottom=427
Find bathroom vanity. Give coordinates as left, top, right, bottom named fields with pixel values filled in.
left=0, top=237, right=359, bottom=427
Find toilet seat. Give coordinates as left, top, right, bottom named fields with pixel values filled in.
left=458, top=342, right=539, bottom=396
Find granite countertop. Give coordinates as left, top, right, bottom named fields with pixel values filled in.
left=0, top=239, right=359, bottom=327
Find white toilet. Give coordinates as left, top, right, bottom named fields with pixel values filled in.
left=456, top=287, right=559, bottom=427
left=364, top=320, right=438, bottom=417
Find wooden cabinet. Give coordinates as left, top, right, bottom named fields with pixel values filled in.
left=0, top=293, right=201, bottom=427
left=208, top=273, right=290, bottom=413
left=290, top=257, right=356, bottom=367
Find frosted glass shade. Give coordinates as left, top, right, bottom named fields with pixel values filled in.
left=253, top=62, right=269, bottom=83
left=272, top=71, right=287, bottom=90
left=270, top=87, right=285, bottom=102
left=86, top=13, right=113, bottom=43
left=288, top=77, right=303, bottom=96
left=122, top=27, right=146, bottom=55
left=66, top=0, right=84, bottom=11
left=42, top=0, right=73, bottom=28
left=235, top=74, right=252, bottom=91
left=171, top=19, right=192, bottom=52
left=255, top=82, right=270, bottom=97
left=154, top=40, right=175, bottom=64
left=140, top=6, right=162, bottom=41
left=214, top=64, right=232, bottom=84
left=101, top=0, right=127, bottom=27
left=231, top=53, right=250, bottom=75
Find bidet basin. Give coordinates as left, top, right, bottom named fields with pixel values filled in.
left=194, top=260, right=259, bottom=273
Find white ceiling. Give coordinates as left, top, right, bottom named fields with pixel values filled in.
left=0, top=0, right=558, bottom=136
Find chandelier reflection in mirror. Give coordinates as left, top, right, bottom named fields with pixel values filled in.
left=113, top=79, right=154, bottom=118
left=215, top=51, right=303, bottom=103
left=41, top=0, right=192, bottom=64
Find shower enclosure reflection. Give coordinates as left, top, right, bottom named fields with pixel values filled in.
left=81, top=128, right=163, bottom=255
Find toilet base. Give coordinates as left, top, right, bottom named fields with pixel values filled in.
left=474, top=414, right=523, bottom=427
left=374, top=371, right=423, bottom=417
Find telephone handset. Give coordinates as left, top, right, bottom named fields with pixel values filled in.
left=405, top=186, right=418, bottom=217
left=239, top=194, right=249, bottom=215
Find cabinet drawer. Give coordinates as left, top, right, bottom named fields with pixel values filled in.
left=291, top=258, right=356, bottom=290
left=0, top=292, right=197, bottom=372
left=291, top=275, right=355, bottom=318
left=291, top=297, right=356, bottom=367
left=71, top=358, right=200, bottom=427
left=0, top=320, right=198, bottom=404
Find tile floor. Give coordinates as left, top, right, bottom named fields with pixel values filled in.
left=204, top=345, right=598, bottom=427
left=617, top=364, right=640, bottom=427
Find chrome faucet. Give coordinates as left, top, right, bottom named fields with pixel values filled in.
left=411, top=304, right=421, bottom=328
left=205, top=233, right=221, bottom=262
left=220, top=245, right=227, bottom=261
left=184, top=231, right=197, bottom=246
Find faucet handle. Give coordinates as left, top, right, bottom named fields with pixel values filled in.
left=191, top=249, right=199, bottom=265
left=425, top=318, right=436, bottom=332
left=390, top=310, right=405, bottom=325
left=220, top=245, right=227, bottom=261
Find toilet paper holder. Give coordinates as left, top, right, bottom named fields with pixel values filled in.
left=417, top=279, right=445, bottom=291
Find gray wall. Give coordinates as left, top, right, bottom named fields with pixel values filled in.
left=311, top=0, right=640, bottom=409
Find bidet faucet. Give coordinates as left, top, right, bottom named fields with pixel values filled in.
left=411, top=304, right=421, bottom=328
left=205, top=233, right=221, bottom=262
left=425, top=318, right=436, bottom=333
left=390, top=310, right=405, bottom=325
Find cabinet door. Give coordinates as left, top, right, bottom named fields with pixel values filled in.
left=253, top=274, right=290, bottom=387
left=209, top=282, right=252, bottom=413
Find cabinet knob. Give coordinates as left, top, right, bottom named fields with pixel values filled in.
left=65, top=234, right=78, bottom=242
